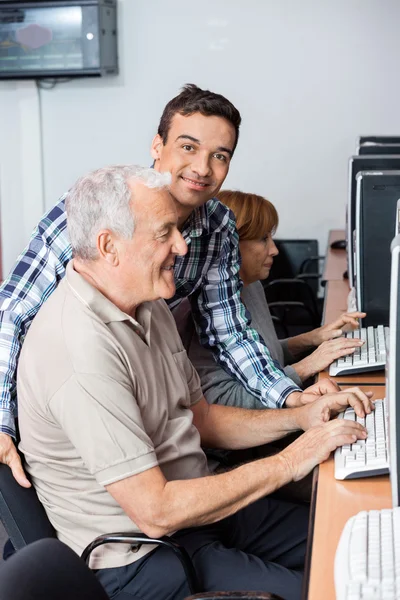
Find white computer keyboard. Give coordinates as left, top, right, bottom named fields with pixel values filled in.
left=335, top=507, right=400, bottom=600
left=334, top=399, right=389, bottom=480
left=329, top=326, right=389, bottom=377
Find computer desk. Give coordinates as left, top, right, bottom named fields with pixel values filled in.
left=322, top=229, right=348, bottom=282
left=305, top=231, right=390, bottom=600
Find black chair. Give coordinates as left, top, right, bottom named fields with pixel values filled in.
left=267, top=239, right=324, bottom=298
left=270, top=314, right=289, bottom=339
left=262, top=239, right=324, bottom=337
left=0, top=461, right=200, bottom=595
left=0, top=538, right=109, bottom=600
left=264, top=279, right=322, bottom=337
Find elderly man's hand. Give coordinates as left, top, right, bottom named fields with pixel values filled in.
left=279, top=418, right=367, bottom=482
left=0, top=433, right=31, bottom=488
left=295, top=387, right=374, bottom=431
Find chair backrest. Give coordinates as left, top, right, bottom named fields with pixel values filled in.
left=269, top=239, right=319, bottom=278
left=0, top=463, right=56, bottom=551
left=268, top=239, right=322, bottom=296
left=263, top=279, right=320, bottom=323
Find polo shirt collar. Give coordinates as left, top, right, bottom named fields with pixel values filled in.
left=65, top=260, right=152, bottom=342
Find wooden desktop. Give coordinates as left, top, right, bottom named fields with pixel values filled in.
left=305, top=230, right=390, bottom=600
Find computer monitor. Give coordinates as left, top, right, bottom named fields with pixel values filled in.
left=358, top=136, right=400, bottom=146
left=355, top=171, right=400, bottom=327
left=359, top=144, right=400, bottom=156
left=347, top=156, right=400, bottom=287
left=397, top=200, right=400, bottom=236
left=388, top=234, right=400, bottom=507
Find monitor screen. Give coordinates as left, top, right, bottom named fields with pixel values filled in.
left=0, top=3, right=103, bottom=77
left=347, top=156, right=400, bottom=287
left=355, top=171, right=400, bottom=327
left=388, top=235, right=400, bottom=507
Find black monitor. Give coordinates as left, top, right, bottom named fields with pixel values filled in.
left=388, top=234, right=400, bottom=507
left=347, top=156, right=400, bottom=287
left=359, top=144, right=400, bottom=156
left=355, top=171, right=400, bottom=327
left=359, top=136, right=400, bottom=146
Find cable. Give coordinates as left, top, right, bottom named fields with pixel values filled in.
left=35, top=78, right=72, bottom=90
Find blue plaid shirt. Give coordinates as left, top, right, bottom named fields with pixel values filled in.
left=0, top=195, right=300, bottom=438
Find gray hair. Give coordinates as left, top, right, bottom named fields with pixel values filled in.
left=66, top=165, right=171, bottom=261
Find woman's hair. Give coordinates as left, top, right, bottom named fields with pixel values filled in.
left=217, top=190, right=278, bottom=241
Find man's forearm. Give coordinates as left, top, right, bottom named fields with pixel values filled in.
left=193, top=402, right=302, bottom=450
left=286, top=332, right=316, bottom=358
left=160, top=454, right=292, bottom=532
left=0, top=318, right=21, bottom=439
left=109, top=453, right=292, bottom=539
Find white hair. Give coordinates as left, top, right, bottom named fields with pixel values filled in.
left=66, top=165, right=171, bottom=261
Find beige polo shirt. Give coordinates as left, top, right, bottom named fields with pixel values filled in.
left=17, top=260, right=208, bottom=569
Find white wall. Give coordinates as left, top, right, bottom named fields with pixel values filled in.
left=2, top=0, right=400, bottom=271
left=0, top=81, right=44, bottom=274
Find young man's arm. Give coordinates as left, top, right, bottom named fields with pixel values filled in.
left=188, top=204, right=306, bottom=408
left=0, top=196, right=70, bottom=484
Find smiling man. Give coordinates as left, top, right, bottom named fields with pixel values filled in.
left=0, top=84, right=334, bottom=485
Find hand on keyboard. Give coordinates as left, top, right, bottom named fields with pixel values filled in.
left=285, top=378, right=341, bottom=407
left=329, top=325, right=389, bottom=377
left=295, top=387, right=374, bottom=430
left=308, top=311, right=366, bottom=345
left=279, top=418, right=367, bottom=482
left=293, top=336, right=365, bottom=379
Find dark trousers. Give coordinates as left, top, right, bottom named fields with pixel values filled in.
left=96, top=496, right=309, bottom=600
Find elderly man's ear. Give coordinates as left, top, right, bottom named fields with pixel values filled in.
left=97, top=231, right=120, bottom=266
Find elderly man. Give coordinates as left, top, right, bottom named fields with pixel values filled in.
left=17, top=165, right=368, bottom=600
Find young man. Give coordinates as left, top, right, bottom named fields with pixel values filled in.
left=17, top=165, right=369, bottom=600
left=0, top=84, right=341, bottom=486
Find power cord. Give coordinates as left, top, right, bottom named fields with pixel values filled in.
left=35, top=78, right=72, bottom=90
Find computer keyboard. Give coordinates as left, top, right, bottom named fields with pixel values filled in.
left=329, top=325, right=389, bottom=377
left=334, top=399, right=389, bottom=480
left=335, top=507, right=400, bottom=600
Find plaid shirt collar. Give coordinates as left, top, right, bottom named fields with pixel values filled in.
left=181, top=204, right=210, bottom=241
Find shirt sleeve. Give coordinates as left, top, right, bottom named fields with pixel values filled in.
left=282, top=365, right=303, bottom=388
left=190, top=221, right=301, bottom=409
left=49, top=373, right=158, bottom=487
left=0, top=198, right=70, bottom=438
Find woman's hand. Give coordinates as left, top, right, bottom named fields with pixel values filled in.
left=292, top=336, right=365, bottom=381
left=307, top=311, right=366, bottom=347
